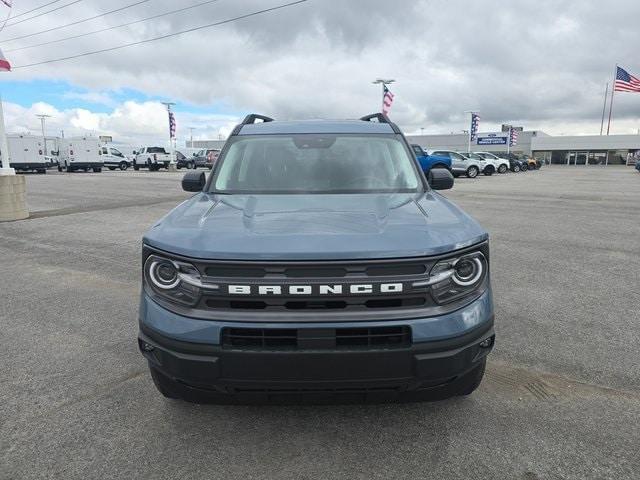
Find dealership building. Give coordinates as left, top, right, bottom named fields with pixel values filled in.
left=189, top=129, right=640, bottom=167
left=406, top=130, right=640, bottom=166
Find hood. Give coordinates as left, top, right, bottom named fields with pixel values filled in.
left=144, top=192, right=488, bottom=260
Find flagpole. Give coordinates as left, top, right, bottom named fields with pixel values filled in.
left=600, top=82, right=608, bottom=135
left=0, top=95, right=15, bottom=175
left=606, top=64, right=617, bottom=135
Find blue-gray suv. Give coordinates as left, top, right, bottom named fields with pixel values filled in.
left=138, top=113, right=495, bottom=403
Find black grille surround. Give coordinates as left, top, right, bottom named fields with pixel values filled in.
left=142, top=242, right=490, bottom=323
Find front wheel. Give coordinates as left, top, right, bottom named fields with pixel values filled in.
left=133, top=161, right=140, bottom=171
left=466, top=166, right=479, bottom=178
left=483, top=167, right=494, bottom=176
left=119, top=161, right=128, bottom=171
left=498, top=164, right=508, bottom=174
left=108, top=166, right=116, bottom=171
left=513, top=165, right=520, bottom=172
left=189, top=161, right=196, bottom=169
left=93, top=167, right=102, bottom=173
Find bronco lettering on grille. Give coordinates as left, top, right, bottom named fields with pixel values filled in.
left=227, top=283, right=404, bottom=295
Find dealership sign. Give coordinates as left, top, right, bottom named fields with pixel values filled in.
left=477, top=135, right=507, bottom=145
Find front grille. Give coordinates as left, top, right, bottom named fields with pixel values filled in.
left=205, top=295, right=427, bottom=311
left=221, top=326, right=411, bottom=350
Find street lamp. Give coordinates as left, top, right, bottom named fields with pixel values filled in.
left=372, top=78, right=395, bottom=113
left=36, top=114, right=51, bottom=156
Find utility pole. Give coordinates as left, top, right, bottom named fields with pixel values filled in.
left=420, top=127, right=424, bottom=136
left=36, top=114, right=51, bottom=156
left=161, top=102, right=176, bottom=167
left=372, top=78, right=395, bottom=113
left=188, top=127, right=195, bottom=147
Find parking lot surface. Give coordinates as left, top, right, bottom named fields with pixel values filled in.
left=1, top=167, right=639, bottom=479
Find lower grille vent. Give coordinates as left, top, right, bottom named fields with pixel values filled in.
left=221, top=326, right=411, bottom=350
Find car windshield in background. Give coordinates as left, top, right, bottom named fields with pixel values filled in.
left=465, top=152, right=483, bottom=160
left=211, top=134, right=422, bottom=194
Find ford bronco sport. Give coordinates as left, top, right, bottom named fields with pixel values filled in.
left=138, top=113, right=495, bottom=403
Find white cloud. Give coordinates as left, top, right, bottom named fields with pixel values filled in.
left=3, top=100, right=240, bottom=146
left=2, top=0, right=640, bottom=137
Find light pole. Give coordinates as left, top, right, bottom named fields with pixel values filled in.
left=188, top=127, right=195, bottom=147
left=420, top=127, right=424, bottom=136
left=372, top=78, right=395, bottom=113
left=161, top=102, right=176, bottom=166
left=36, top=114, right=51, bottom=156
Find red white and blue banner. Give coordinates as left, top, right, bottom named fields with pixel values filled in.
left=470, top=113, right=480, bottom=141
left=168, top=111, right=176, bottom=139
left=509, top=127, right=518, bottom=147
left=0, top=48, right=11, bottom=72
left=382, top=85, right=394, bottom=115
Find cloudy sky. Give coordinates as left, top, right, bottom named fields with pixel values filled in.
left=1, top=0, right=640, bottom=147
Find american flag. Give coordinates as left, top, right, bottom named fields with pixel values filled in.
left=614, top=66, right=640, bottom=93
left=0, top=47, right=10, bottom=72
left=382, top=85, right=394, bottom=115
left=168, top=111, right=176, bottom=139
left=470, top=113, right=480, bottom=141
left=509, top=127, right=518, bottom=147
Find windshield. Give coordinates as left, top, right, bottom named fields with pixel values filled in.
left=464, top=152, right=483, bottom=160
left=211, top=134, right=422, bottom=194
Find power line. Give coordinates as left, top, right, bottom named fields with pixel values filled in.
left=10, top=0, right=66, bottom=20
left=4, top=0, right=85, bottom=28
left=2, top=0, right=152, bottom=41
left=6, top=0, right=221, bottom=51
left=13, top=0, right=310, bottom=69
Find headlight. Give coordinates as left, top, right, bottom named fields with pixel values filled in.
left=427, top=251, right=487, bottom=304
left=144, top=254, right=203, bottom=306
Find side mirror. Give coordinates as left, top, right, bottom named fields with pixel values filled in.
left=428, top=169, right=454, bottom=190
left=182, top=171, right=206, bottom=192
left=132, top=150, right=137, bottom=155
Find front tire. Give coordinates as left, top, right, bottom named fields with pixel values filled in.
left=108, top=166, right=116, bottom=171
left=498, top=164, right=508, bottom=174
left=466, top=166, right=479, bottom=178
left=119, top=161, right=128, bottom=171
left=93, top=167, right=102, bottom=173
left=483, top=167, right=495, bottom=176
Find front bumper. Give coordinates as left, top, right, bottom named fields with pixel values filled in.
left=138, top=289, right=494, bottom=401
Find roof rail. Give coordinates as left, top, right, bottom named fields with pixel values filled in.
left=241, top=114, right=274, bottom=125
left=360, top=113, right=391, bottom=124
left=360, top=113, right=401, bottom=134
left=231, top=114, right=274, bottom=136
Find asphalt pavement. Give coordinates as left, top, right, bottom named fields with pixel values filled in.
left=1, top=166, right=639, bottom=479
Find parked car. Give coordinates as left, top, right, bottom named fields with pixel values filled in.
left=463, top=152, right=495, bottom=176
left=520, top=154, right=541, bottom=170
left=138, top=113, right=494, bottom=403
left=431, top=150, right=485, bottom=178
left=635, top=159, right=640, bottom=172
left=410, top=144, right=452, bottom=174
left=474, top=152, right=510, bottom=174
left=192, top=148, right=220, bottom=169
left=175, top=151, right=195, bottom=169
left=496, top=152, right=526, bottom=172
left=133, top=147, right=172, bottom=171
left=100, top=145, right=131, bottom=171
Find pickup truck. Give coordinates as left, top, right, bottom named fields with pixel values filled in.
left=132, top=147, right=172, bottom=171
left=138, top=113, right=495, bottom=404
left=410, top=144, right=451, bottom=174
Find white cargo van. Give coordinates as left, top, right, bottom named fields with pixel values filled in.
left=0, top=134, right=48, bottom=174
left=58, top=137, right=103, bottom=173
left=99, top=145, right=131, bottom=170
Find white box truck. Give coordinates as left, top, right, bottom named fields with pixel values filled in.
left=58, top=137, right=103, bottom=173
left=0, top=134, right=48, bottom=174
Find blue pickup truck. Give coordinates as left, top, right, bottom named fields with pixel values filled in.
left=411, top=144, right=452, bottom=174
left=138, top=113, right=494, bottom=404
